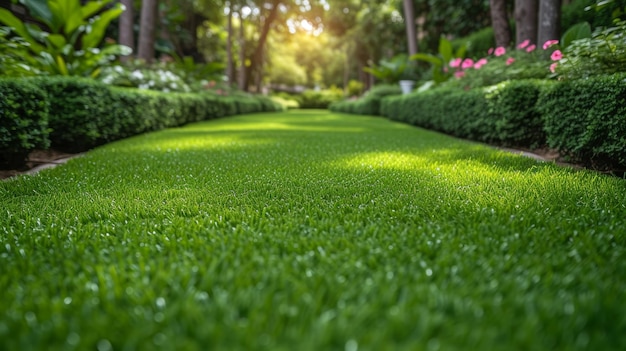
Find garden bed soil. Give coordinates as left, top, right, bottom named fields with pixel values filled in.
left=0, top=149, right=81, bottom=180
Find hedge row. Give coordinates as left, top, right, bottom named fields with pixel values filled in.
left=329, top=84, right=402, bottom=116
left=1, top=77, right=283, bottom=168
left=381, top=74, right=626, bottom=171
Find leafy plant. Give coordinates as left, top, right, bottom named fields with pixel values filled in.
left=410, top=37, right=466, bottom=84
left=0, top=0, right=130, bottom=77
left=363, top=54, right=409, bottom=84
left=556, top=20, right=626, bottom=79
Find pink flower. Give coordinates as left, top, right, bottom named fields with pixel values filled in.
left=449, top=58, right=462, bottom=68
left=543, top=40, right=559, bottom=50
left=551, top=50, right=563, bottom=61
left=488, top=48, right=494, bottom=55
left=517, top=39, right=530, bottom=49
left=461, top=58, right=475, bottom=69
left=454, top=71, right=465, bottom=79
left=550, top=62, right=558, bottom=73
left=526, top=44, right=536, bottom=52
left=473, top=58, right=488, bottom=69
left=506, top=57, right=515, bottom=65
left=494, top=46, right=506, bottom=57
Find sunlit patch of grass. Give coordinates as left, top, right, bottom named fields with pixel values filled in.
left=1, top=110, right=625, bottom=350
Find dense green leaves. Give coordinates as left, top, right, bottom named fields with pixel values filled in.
left=0, top=0, right=129, bottom=77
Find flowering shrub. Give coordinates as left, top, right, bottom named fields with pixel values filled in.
left=99, top=64, right=191, bottom=92
left=442, top=40, right=561, bottom=89
left=554, top=20, right=626, bottom=79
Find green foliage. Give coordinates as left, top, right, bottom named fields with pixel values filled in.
left=556, top=20, right=626, bottom=79
left=452, top=27, right=496, bottom=59
left=298, top=87, right=344, bottom=109
left=329, top=84, right=402, bottom=116
left=538, top=73, right=626, bottom=170
left=382, top=80, right=546, bottom=147
left=0, top=77, right=282, bottom=164
left=2, top=111, right=626, bottom=350
left=0, top=0, right=130, bottom=77
left=561, top=22, right=592, bottom=49
left=0, top=79, right=50, bottom=167
left=445, top=49, right=551, bottom=89
left=411, top=37, right=466, bottom=84
left=363, top=54, right=409, bottom=84
left=99, top=64, right=191, bottom=92
left=270, top=95, right=300, bottom=110
left=562, top=0, right=626, bottom=30
left=346, top=79, right=364, bottom=97
left=484, top=80, right=550, bottom=148
left=0, top=27, right=36, bottom=77
left=99, top=59, right=226, bottom=93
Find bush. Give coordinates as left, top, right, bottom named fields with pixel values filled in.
left=452, top=27, right=496, bottom=59
left=485, top=80, right=550, bottom=148
left=299, top=88, right=344, bottom=109
left=444, top=48, right=553, bottom=90
left=538, top=73, right=626, bottom=170
left=330, top=84, right=402, bottom=116
left=0, top=79, right=50, bottom=167
left=0, top=77, right=283, bottom=168
left=32, top=77, right=122, bottom=151
left=556, top=20, right=626, bottom=80
left=381, top=80, right=547, bottom=148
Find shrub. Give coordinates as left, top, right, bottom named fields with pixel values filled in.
left=0, top=79, right=49, bottom=167
left=32, top=77, right=122, bottom=151
left=538, top=73, right=626, bottom=170
left=382, top=80, right=547, bottom=148
left=444, top=46, right=553, bottom=90
left=330, top=84, right=402, bottom=116
left=0, top=76, right=284, bottom=168
left=299, top=88, right=344, bottom=109
left=452, top=27, right=496, bottom=59
left=556, top=20, right=626, bottom=80
left=485, top=80, right=549, bottom=148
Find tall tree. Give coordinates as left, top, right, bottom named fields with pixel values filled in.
left=247, top=0, right=281, bottom=91
left=226, top=2, right=234, bottom=83
left=403, top=0, right=417, bottom=56
left=119, top=0, right=135, bottom=62
left=137, top=0, right=157, bottom=62
left=237, top=6, right=247, bottom=90
left=490, top=0, right=512, bottom=48
left=538, top=0, right=561, bottom=46
left=515, top=0, right=538, bottom=45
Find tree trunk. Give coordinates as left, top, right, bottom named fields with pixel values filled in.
left=137, top=0, right=157, bottom=62
left=403, top=0, right=417, bottom=56
left=538, top=0, right=561, bottom=47
left=237, top=7, right=246, bottom=91
left=118, top=0, right=134, bottom=62
left=226, top=3, right=234, bottom=84
left=248, top=0, right=280, bottom=91
left=515, top=0, right=538, bottom=45
left=490, top=0, right=512, bottom=48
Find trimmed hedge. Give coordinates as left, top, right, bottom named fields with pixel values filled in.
left=538, top=74, right=626, bottom=169
left=382, top=75, right=626, bottom=171
left=382, top=80, right=547, bottom=148
left=329, top=84, right=402, bottom=116
left=0, top=77, right=283, bottom=167
left=0, top=79, right=50, bottom=168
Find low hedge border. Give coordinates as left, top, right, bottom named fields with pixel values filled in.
left=0, top=79, right=50, bottom=168
left=381, top=74, right=626, bottom=172
left=329, top=84, right=402, bottom=116
left=1, top=77, right=283, bottom=167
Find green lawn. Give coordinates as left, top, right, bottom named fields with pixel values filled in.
left=1, top=110, right=625, bottom=350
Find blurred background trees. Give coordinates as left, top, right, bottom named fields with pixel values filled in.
left=1, top=0, right=624, bottom=94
